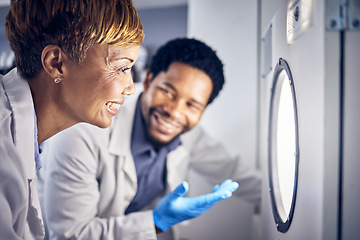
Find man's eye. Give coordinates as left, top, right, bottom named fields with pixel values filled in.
left=160, top=88, right=175, bottom=99
left=187, top=102, right=201, bottom=111
left=160, top=88, right=168, bottom=93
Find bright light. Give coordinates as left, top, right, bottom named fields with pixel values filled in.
left=276, top=74, right=296, bottom=218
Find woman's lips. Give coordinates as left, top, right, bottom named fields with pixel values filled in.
left=105, top=101, right=123, bottom=116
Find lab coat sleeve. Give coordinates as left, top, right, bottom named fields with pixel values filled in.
left=42, top=126, right=157, bottom=240
left=182, top=126, right=262, bottom=204
left=0, top=115, right=27, bottom=240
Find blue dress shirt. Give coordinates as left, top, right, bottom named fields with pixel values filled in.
left=125, top=95, right=181, bottom=214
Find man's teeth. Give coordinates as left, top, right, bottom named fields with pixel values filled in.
left=106, top=102, right=121, bottom=110
left=157, top=117, right=176, bottom=129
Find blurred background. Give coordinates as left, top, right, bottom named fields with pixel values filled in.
left=0, top=1, right=282, bottom=239
left=3, top=1, right=358, bottom=240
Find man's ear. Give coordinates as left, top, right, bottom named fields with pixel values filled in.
left=143, top=70, right=153, bottom=91
left=41, top=45, right=65, bottom=79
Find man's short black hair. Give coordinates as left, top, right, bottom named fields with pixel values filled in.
left=150, top=38, right=225, bottom=105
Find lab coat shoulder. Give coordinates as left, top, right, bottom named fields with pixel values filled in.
left=0, top=70, right=45, bottom=239
left=0, top=81, right=12, bottom=123
left=41, top=112, right=156, bottom=239
left=42, top=123, right=106, bottom=177
left=0, top=92, right=27, bottom=239
left=178, top=125, right=262, bottom=203
left=178, top=125, right=238, bottom=178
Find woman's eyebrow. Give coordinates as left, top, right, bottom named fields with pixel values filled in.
left=114, top=57, right=135, bottom=62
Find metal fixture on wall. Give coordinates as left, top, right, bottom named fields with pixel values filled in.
left=268, top=58, right=300, bottom=233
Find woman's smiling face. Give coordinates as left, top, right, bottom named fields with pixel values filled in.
left=59, top=44, right=139, bottom=128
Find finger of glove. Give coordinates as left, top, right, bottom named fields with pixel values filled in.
left=191, top=180, right=239, bottom=208
left=167, top=181, right=189, bottom=202
left=212, top=184, right=220, bottom=193
left=183, top=194, right=218, bottom=213
left=210, top=181, right=239, bottom=200
left=218, top=179, right=239, bottom=193
left=190, top=189, right=231, bottom=208
left=180, top=187, right=238, bottom=217
left=212, top=179, right=232, bottom=193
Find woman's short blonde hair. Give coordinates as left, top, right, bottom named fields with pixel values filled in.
left=6, top=0, right=144, bottom=79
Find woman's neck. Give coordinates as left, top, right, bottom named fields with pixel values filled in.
left=28, top=75, right=77, bottom=143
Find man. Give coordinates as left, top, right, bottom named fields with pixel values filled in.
left=39, top=38, right=261, bottom=239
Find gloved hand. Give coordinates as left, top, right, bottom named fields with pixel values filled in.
left=153, top=179, right=239, bottom=231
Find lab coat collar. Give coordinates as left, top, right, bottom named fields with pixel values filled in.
left=2, top=68, right=36, bottom=179
left=108, top=84, right=143, bottom=185
left=108, top=88, right=141, bottom=156
left=107, top=83, right=189, bottom=191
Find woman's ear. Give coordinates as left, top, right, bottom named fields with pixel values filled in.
left=143, top=70, right=153, bottom=91
left=41, top=45, right=65, bottom=79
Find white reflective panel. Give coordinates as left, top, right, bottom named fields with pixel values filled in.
left=276, top=73, right=296, bottom=219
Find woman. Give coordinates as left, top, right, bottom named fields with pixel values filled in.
left=0, top=0, right=143, bottom=239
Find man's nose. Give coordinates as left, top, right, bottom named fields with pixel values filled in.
left=165, top=99, right=185, bottom=118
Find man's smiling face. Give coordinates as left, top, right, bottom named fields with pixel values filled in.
left=140, top=62, right=213, bottom=145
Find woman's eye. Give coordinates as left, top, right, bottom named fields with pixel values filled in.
left=119, top=67, right=131, bottom=73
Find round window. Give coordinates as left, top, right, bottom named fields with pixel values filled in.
left=268, top=58, right=299, bottom=233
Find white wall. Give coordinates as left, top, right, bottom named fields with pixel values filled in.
left=0, top=0, right=9, bottom=7
left=258, top=0, right=352, bottom=239
left=188, top=0, right=258, bottom=160
left=260, top=0, right=282, bottom=34
left=133, top=0, right=186, bottom=10
left=136, top=6, right=187, bottom=61
left=177, top=1, right=260, bottom=239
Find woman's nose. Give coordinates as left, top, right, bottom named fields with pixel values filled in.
left=123, top=77, right=136, bottom=95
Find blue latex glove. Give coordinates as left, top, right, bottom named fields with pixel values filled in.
left=153, top=179, right=239, bottom=231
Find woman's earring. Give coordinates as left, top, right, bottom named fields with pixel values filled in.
left=54, top=77, right=62, bottom=83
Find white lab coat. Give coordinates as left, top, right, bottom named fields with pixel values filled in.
left=0, top=69, right=45, bottom=239
left=39, top=87, right=261, bottom=240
